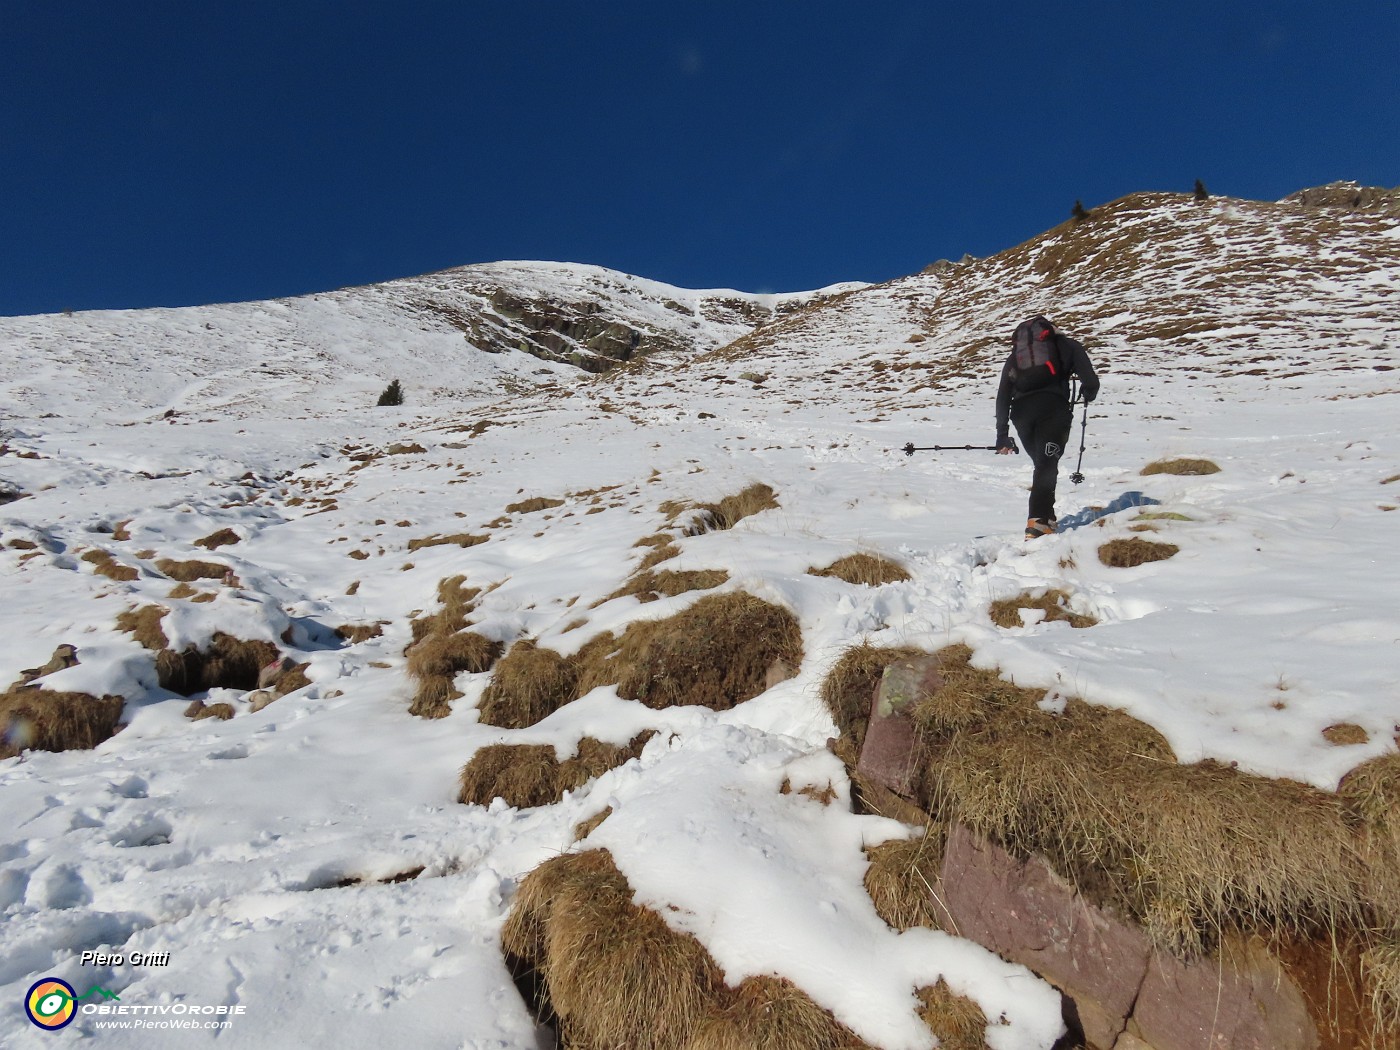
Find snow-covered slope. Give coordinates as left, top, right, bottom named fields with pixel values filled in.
left=2, top=187, right=1398, bottom=1048
left=0, top=260, right=857, bottom=423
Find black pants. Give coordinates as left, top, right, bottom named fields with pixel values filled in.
left=1011, top=394, right=1073, bottom=522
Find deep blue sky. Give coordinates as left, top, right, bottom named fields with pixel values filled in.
left=3, top=1, right=1397, bottom=316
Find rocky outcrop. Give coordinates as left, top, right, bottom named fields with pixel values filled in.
left=859, top=656, right=1323, bottom=1050
left=1283, top=181, right=1400, bottom=213
left=940, top=824, right=1317, bottom=1050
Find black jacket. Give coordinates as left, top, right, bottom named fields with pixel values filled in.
left=995, top=334, right=1099, bottom=444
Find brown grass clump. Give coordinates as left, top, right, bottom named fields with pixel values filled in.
left=406, top=632, right=503, bottom=719
left=404, top=575, right=493, bottom=718
left=635, top=539, right=682, bottom=573
left=988, top=588, right=1098, bottom=629
left=0, top=689, right=126, bottom=758
left=194, top=528, right=240, bottom=549
left=457, top=732, right=654, bottom=808
left=505, top=496, right=565, bottom=514
left=476, top=639, right=578, bottom=729
left=155, top=634, right=280, bottom=695
left=502, top=849, right=725, bottom=1050
left=406, top=631, right=501, bottom=680
left=1140, top=457, right=1221, bottom=476
left=116, top=605, right=169, bottom=650
left=409, top=575, right=480, bottom=642
left=1323, top=723, right=1370, bottom=746
left=915, top=981, right=990, bottom=1050
left=335, top=623, right=384, bottom=644
left=574, top=807, right=612, bottom=841
left=863, top=830, right=949, bottom=933
left=405, top=532, right=488, bottom=553
left=82, top=549, right=139, bottom=582
left=188, top=701, right=235, bottom=721
left=1362, top=943, right=1400, bottom=1038
left=603, top=568, right=730, bottom=605
left=575, top=593, right=802, bottom=711
left=820, top=643, right=928, bottom=752
left=275, top=664, right=311, bottom=696
left=807, top=553, right=911, bottom=587
left=167, top=582, right=199, bottom=599
left=907, top=645, right=1385, bottom=957
left=682, top=974, right=875, bottom=1050
left=503, top=847, right=936, bottom=1050
left=684, top=483, right=779, bottom=536
left=155, top=557, right=231, bottom=582
left=1097, top=537, right=1180, bottom=567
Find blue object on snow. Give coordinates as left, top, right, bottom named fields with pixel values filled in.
left=1055, top=491, right=1161, bottom=532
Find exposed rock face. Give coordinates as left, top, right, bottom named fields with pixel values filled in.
left=858, top=655, right=1322, bottom=1050
left=407, top=271, right=820, bottom=373
left=940, top=825, right=1318, bottom=1050
left=1283, top=181, right=1400, bottom=213
left=856, top=658, right=939, bottom=797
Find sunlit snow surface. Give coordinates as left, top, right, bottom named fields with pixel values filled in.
left=2, top=212, right=1399, bottom=1049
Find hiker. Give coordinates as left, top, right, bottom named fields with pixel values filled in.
left=995, top=316, right=1099, bottom=539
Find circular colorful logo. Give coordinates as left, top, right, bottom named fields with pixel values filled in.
left=26, top=977, right=77, bottom=1030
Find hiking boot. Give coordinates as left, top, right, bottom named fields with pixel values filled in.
left=1025, top=517, right=1056, bottom=540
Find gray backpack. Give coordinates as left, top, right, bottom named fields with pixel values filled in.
left=1008, top=316, right=1064, bottom=394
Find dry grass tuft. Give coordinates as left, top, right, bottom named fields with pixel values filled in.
left=505, top=496, right=565, bottom=514
left=406, top=632, right=502, bottom=718
left=155, top=634, right=280, bottom=696
left=864, top=829, right=949, bottom=933
left=167, top=582, right=199, bottom=599
left=409, top=575, right=480, bottom=643
left=155, top=557, right=231, bottom=582
left=188, top=701, right=235, bottom=721
left=573, top=806, right=612, bottom=841
left=820, top=643, right=928, bottom=752
left=502, top=849, right=725, bottom=1050
left=683, top=483, right=779, bottom=536
left=1141, top=457, right=1221, bottom=476
left=457, top=732, right=654, bottom=808
left=275, top=664, right=312, bottom=696
left=988, top=588, right=1098, bottom=629
left=575, top=593, right=802, bottom=711
left=476, top=639, right=578, bottom=729
left=1097, top=537, right=1180, bottom=567
left=406, top=631, right=501, bottom=680
left=335, top=623, right=385, bottom=644
left=915, top=980, right=990, bottom=1050
left=405, top=532, right=488, bottom=553
left=194, top=528, right=240, bottom=549
left=907, top=645, right=1390, bottom=957
left=635, top=539, right=682, bottom=573
left=503, top=849, right=888, bottom=1050
left=407, top=675, right=460, bottom=719
left=603, top=568, right=730, bottom=605
left=807, top=553, right=911, bottom=587
left=1362, top=943, right=1400, bottom=1037
left=82, top=549, right=139, bottom=582
left=1340, top=753, right=1400, bottom=934
left=116, top=605, right=169, bottom=650
left=0, top=689, right=126, bottom=758
left=1323, top=723, right=1370, bottom=746
left=682, top=974, right=875, bottom=1049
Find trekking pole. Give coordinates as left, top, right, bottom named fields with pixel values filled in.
left=1068, top=394, right=1089, bottom=484
left=900, top=441, right=1018, bottom=456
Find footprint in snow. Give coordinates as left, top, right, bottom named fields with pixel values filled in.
left=108, top=815, right=174, bottom=848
